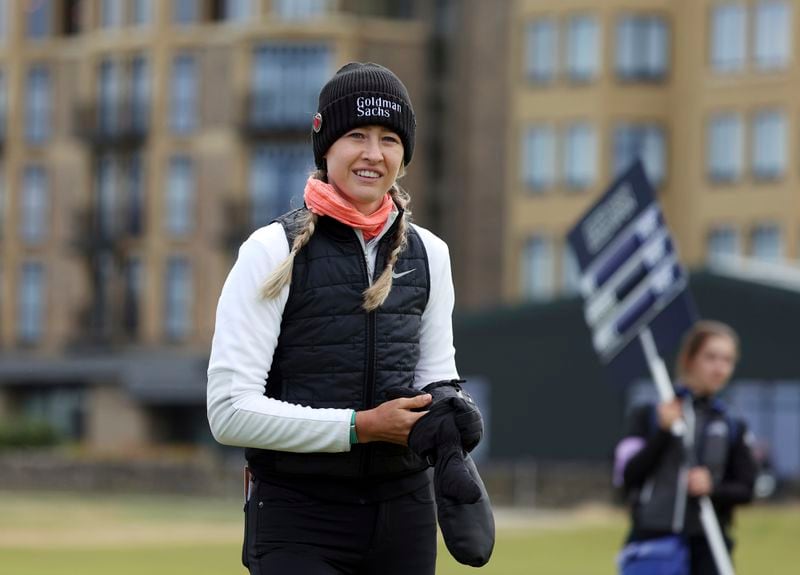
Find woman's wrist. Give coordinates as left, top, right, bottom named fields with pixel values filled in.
left=350, top=410, right=359, bottom=444
left=354, top=410, right=375, bottom=444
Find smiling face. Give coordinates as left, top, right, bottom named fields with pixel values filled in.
left=683, top=334, right=738, bottom=397
left=324, top=125, right=404, bottom=216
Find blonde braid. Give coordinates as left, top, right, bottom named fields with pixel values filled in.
left=362, top=184, right=411, bottom=311
left=260, top=210, right=318, bottom=300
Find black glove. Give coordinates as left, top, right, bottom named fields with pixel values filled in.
left=406, top=399, right=494, bottom=567
left=436, top=453, right=495, bottom=567
left=421, top=380, right=483, bottom=453
left=408, top=400, right=481, bottom=503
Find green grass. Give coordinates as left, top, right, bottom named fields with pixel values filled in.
left=0, top=491, right=797, bottom=575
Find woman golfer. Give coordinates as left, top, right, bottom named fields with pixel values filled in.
left=207, top=62, right=472, bottom=574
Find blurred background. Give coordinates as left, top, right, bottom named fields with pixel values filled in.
left=0, top=0, right=798, bottom=573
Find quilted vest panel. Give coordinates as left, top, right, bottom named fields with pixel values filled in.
left=246, top=208, right=431, bottom=479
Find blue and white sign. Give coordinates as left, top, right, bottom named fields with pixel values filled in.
left=567, top=161, right=695, bottom=368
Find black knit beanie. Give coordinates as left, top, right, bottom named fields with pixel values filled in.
left=312, top=62, right=416, bottom=168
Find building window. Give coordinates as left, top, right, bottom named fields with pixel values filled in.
left=173, top=0, right=199, bottom=24
left=711, top=3, right=747, bottom=72
left=94, top=251, right=114, bottom=336
left=728, top=382, right=800, bottom=479
left=127, top=153, right=145, bottom=236
left=18, top=262, right=45, bottom=344
left=566, top=15, right=599, bottom=82
left=273, top=0, right=331, bottom=20
left=0, top=0, right=7, bottom=43
left=755, top=1, right=791, bottom=70
left=525, top=19, right=557, bottom=84
left=224, top=0, right=255, bottom=21
left=95, top=155, right=119, bottom=240
left=21, top=167, right=48, bottom=245
left=613, top=123, right=666, bottom=186
left=26, top=0, right=52, bottom=39
left=25, top=66, right=51, bottom=145
left=616, top=15, right=669, bottom=81
left=124, top=257, right=143, bottom=337
left=101, top=0, right=124, bottom=28
left=165, top=256, right=192, bottom=341
left=170, top=54, right=197, bottom=135
left=250, top=44, right=331, bottom=129
left=95, top=154, right=144, bottom=239
left=752, top=110, right=786, bottom=180
left=707, top=113, right=743, bottom=182
left=522, top=125, right=556, bottom=191
left=0, top=69, right=6, bottom=138
left=165, top=156, right=194, bottom=237
left=134, top=0, right=153, bottom=25
left=751, top=224, right=783, bottom=262
left=563, top=123, right=597, bottom=190
left=521, top=235, right=554, bottom=300
left=131, top=56, right=150, bottom=133
left=561, top=243, right=581, bottom=296
left=707, top=227, right=741, bottom=264
left=250, top=144, right=310, bottom=228
left=97, top=59, right=121, bottom=135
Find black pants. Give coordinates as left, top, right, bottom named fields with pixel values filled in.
left=243, top=478, right=437, bottom=575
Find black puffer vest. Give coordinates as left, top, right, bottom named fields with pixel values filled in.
left=634, top=394, right=736, bottom=534
left=246, top=208, right=431, bottom=479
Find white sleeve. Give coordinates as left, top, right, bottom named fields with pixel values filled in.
left=413, top=225, right=460, bottom=388
left=206, top=223, right=353, bottom=453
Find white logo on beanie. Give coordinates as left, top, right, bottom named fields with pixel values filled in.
left=356, top=96, right=402, bottom=118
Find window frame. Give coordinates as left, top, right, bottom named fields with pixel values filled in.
left=707, top=112, right=744, bottom=183
left=615, top=13, right=670, bottom=83
left=751, top=109, right=787, bottom=181
left=565, top=14, right=600, bottom=83
left=525, top=17, right=559, bottom=85
left=521, top=234, right=555, bottom=300
left=754, top=0, right=791, bottom=71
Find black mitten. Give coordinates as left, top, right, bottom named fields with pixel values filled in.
left=408, top=401, right=480, bottom=501
left=435, top=453, right=495, bottom=567
left=406, top=394, right=495, bottom=567
left=422, top=380, right=484, bottom=453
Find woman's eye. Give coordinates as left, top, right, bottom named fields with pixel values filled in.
left=383, top=136, right=400, bottom=144
left=348, top=131, right=365, bottom=139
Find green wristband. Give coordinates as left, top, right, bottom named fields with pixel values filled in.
left=349, top=410, right=358, bottom=445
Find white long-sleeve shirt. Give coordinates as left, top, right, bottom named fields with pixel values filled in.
left=207, top=214, right=459, bottom=454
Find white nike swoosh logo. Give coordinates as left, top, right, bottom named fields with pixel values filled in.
left=392, top=268, right=416, bottom=279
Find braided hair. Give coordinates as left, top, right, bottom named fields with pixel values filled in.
left=260, top=170, right=411, bottom=312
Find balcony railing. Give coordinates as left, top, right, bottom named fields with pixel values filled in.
left=69, top=206, right=143, bottom=350
left=74, top=100, right=149, bottom=148
left=239, top=93, right=313, bottom=140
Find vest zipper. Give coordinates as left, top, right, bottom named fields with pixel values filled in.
left=355, top=234, right=377, bottom=477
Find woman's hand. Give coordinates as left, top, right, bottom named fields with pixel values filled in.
left=657, top=399, right=683, bottom=432
left=688, top=466, right=713, bottom=496
left=355, top=394, right=432, bottom=445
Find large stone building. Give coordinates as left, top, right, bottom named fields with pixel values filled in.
left=1, top=0, right=798, bottom=451
left=0, top=0, right=428, bottom=448
left=503, top=0, right=800, bottom=305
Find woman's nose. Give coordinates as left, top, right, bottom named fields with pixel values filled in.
left=361, top=136, right=383, bottom=161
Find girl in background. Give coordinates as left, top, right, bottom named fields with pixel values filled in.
left=615, top=320, right=757, bottom=574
